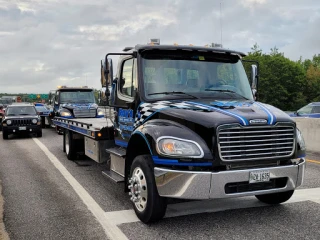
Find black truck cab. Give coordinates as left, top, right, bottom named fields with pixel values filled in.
left=98, top=42, right=305, bottom=223
left=49, top=86, right=105, bottom=133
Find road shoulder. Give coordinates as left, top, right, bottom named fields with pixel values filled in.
left=0, top=181, right=10, bottom=240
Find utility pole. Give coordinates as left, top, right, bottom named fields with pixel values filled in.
left=220, top=1, right=223, bottom=46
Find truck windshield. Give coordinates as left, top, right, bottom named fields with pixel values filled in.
left=6, top=106, right=37, bottom=116
left=141, top=51, right=254, bottom=101
left=59, top=90, right=96, bottom=104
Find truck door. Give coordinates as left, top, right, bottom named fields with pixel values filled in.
left=114, top=57, right=138, bottom=147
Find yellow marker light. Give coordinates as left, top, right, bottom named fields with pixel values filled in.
left=173, top=43, right=178, bottom=46
left=91, top=132, right=94, bottom=137
left=163, top=142, right=175, bottom=153
left=189, top=44, right=193, bottom=46
left=97, top=132, right=102, bottom=137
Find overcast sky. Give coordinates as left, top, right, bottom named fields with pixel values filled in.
left=0, top=0, right=319, bottom=94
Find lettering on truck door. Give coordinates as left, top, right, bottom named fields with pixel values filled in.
left=114, top=57, right=138, bottom=147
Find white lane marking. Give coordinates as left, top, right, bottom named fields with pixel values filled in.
left=105, top=187, right=320, bottom=225
left=33, top=138, right=128, bottom=240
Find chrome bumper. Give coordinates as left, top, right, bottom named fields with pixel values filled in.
left=154, top=158, right=306, bottom=199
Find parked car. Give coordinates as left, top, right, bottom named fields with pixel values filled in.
left=289, top=102, right=320, bottom=118
left=34, top=103, right=53, bottom=128
left=1, top=103, right=42, bottom=139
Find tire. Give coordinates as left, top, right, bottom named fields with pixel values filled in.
left=2, top=130, right=8, bottom=139
left=128, top=155, right=167, bottom=223
left=41, top=117, right=46, bottom=128
left=37, top=131, right=42, bottom=138
left=63, top=131, right=66, bottom=152
left=255, top=190, right=294, bottom=204
left=65, top=130, right=76, bottom=160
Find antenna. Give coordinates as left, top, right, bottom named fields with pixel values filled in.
left=220, top=1, right=223, bottom=46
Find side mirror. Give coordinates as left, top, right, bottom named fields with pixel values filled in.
left=251, top=64, right=258, bottom=89
left=101, top=58, right=113, bottom=87
left=251, top=64, right=258, bottom=100
left=98, top=87, right=108, bottom=106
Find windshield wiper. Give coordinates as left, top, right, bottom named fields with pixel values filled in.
left=204, top=89, right=248, bottom=100
left=148, top=91, right=198, bottom=99
left=19, top=113, right=33, bottom=115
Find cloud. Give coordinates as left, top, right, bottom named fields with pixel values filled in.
left=0, top=0, right=319, bottom=93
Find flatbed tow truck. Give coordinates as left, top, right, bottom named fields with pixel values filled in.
left=53, top=40, right=306, bottom=223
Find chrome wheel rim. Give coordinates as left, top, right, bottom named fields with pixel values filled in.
left=128, top=167, right=148, bottom=212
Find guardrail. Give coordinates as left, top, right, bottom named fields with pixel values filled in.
left=293, top=118, right=320, bottom=153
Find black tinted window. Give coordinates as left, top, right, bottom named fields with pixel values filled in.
left=6, top=106, right=37, bottom=115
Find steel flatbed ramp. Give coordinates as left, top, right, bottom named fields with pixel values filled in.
left=53, top=117, right=113, bottom=139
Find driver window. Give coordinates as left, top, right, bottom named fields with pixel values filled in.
left=120, top=59, right=137, bottom=97
left=55, top=92, right=59, bottom=104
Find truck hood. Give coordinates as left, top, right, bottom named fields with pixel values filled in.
left=61, top=103, right=97, bottom=110
left=135, top=99, right=294, bottom=129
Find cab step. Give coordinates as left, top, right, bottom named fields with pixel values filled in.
left=105, top=147, right=126, bottom=157
left=102, top=170, right=124, bottom=183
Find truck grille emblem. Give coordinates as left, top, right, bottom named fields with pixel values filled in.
left=249, top=119, right=267, bottom=124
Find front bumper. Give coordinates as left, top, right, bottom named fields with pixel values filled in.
left=4, top=125, right=41, bottom=134
left=154, top=158, right=306, bottom=199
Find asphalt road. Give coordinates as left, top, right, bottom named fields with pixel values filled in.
left=0, top=129, right=319, bottom=240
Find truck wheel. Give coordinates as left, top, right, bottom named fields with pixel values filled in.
left=37, top=131, right=42, bottom=138
left=128, top=155, right=167, bottom=223
left=2, top=130, right=8, bottom=139
left=255, top=190, right=294, bottom=204
left=65, top=130, right=76, bottom=160
left=63, top=131, right=66, bottom=152
left=41, top=117, right=45, bottom=128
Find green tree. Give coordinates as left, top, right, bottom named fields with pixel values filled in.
left=244, top=45, right=307, bottom=111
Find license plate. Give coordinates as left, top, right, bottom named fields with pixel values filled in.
left=249, top=170, right=270, bottom=183
left=19, top=126, right=27, bottom=130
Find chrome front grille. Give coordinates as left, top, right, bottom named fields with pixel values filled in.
left=12, top=119, right=33, bottom=126
left=218, top=123, right=295, bottom=161
left=73, top=108, right=96, bottom=118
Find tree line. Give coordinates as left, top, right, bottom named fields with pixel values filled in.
left=243, top=44, right=320, bottom=111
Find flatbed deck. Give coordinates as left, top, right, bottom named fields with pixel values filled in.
left=53, top=117, right=114, bottom=139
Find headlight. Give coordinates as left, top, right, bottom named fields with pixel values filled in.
left=60, top=111, right=71, bottom=117
left=97, top=109, right=104, bottom=116
left=296, top=128, right=306, bottom=151
left=6, top=120, right=12, bottom=125
left=156, top=137, right=204, bottom=158
left=32, top=119, right=38, bottom=124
